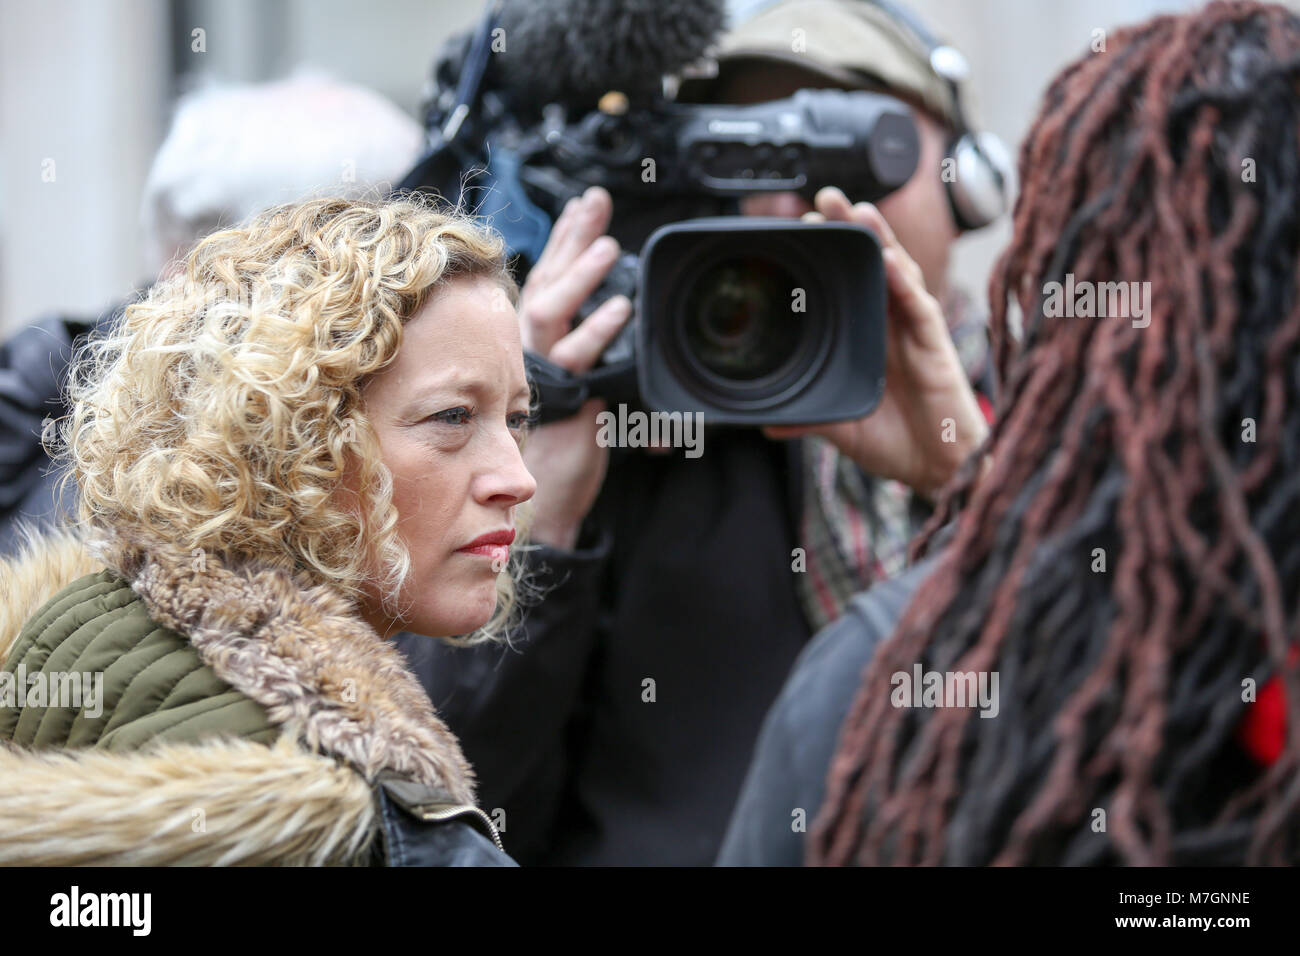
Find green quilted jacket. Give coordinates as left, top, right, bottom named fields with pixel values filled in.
left=1, top=570, right=278, bottom=750
left=0, top=531, right=508, bottom=866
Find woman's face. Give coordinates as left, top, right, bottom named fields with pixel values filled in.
left=357, top=275, right=536, bottom=638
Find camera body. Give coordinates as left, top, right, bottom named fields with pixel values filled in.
left=516, top=90, right=915, bottom=425
left=561, top=88, right=920, bottom=210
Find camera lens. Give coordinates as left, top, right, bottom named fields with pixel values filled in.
left=682, top=256, right=801, bottom=382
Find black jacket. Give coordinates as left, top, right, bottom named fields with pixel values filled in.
left=715, top=556, right=935, bottom=866
left=0, top=305, right=125, bottom=555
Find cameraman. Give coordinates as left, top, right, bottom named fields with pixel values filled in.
left=403, top=0, right=996, bottom=865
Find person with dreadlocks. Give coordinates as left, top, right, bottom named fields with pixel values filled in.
left=719, top=0, right=1300, bottom=866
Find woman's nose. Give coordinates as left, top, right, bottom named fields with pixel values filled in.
left=479, top=432, right=537, bottom=507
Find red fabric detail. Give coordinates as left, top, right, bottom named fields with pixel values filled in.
left=1239, top=676, right=1287, bottom=766
left=1237, top=645, right=1298, bottom=767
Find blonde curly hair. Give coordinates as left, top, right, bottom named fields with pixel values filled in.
left=60, top=194, right=524, bottom=642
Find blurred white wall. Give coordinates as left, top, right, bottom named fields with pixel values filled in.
left=0, top=0, right=480, bottom=336
left=1, top=1, right=169, bottom=334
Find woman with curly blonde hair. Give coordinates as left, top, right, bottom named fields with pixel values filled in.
left=0, top=195, right=537, bottom=865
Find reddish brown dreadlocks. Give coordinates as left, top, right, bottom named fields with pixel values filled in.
left=810, top=0, right=1300, bottom=866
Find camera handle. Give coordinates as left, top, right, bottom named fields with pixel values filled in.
left=524, top=351, right=640, bottom=425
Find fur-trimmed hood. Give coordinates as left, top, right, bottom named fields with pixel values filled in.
left=0, top=528, right=483, bottom=866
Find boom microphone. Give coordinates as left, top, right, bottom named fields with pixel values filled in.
left=495, top=0, right=727, bottom=108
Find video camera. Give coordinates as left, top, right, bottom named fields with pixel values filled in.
left=398, top=0, right=969, bottom=427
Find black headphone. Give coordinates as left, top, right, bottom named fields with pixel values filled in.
left=737, top=0, right=1013, bottom=230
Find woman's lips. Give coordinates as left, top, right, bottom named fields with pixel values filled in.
left=457, top=529, right=515, bottom=565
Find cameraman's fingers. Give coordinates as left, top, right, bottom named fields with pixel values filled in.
left=882, top=247, right=949, bottom=350
left=528, top=195, right=580, bottom=286
left=547, top=294, right=632, bottom=373
left=814, top=196, right=942, bottom=352
left=545, top=234, right=621, bottom=316
left=813, top=189, right=923, bottom=278
left=842, top=201, right=933, bottom=319
left=536, top=187, right=614, bottom=280
left=844, top=201, right=924, bottom=289
left=813, top=186, right=854, bottom=222
left=521, top=235, right=621, bottom=354
left=845, top=198, right=895, bottom=242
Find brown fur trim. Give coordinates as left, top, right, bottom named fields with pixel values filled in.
left=0, top=527, right=104, bottom=666
left=94, top=533, right=478, bottom=805
left=0, top=734, right=376, bottom=865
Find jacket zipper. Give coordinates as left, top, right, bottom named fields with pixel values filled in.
left=412, top=803, right=506, bottom=853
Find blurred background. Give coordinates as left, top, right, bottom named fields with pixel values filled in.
left=2, top=0, right=1288, bottom=337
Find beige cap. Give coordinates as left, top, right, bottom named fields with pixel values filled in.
left=678, top=0, right=963, bottom=128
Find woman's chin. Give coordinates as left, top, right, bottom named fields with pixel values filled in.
left=405, top=588, right=499, bottom=638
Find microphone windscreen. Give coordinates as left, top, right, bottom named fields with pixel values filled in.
left=497, top=0, right=726, bottom=108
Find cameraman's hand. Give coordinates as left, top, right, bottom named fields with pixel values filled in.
left=519, top=186, right=632, bottom=549
left=763, top=187, right=988, bottom=500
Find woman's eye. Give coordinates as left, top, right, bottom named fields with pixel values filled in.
left=429, top=406, right=472, bottom=426
left=507, top=410, right=534, bottom=431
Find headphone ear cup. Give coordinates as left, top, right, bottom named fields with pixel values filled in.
left=945, top=131, right=1014, bottom=231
